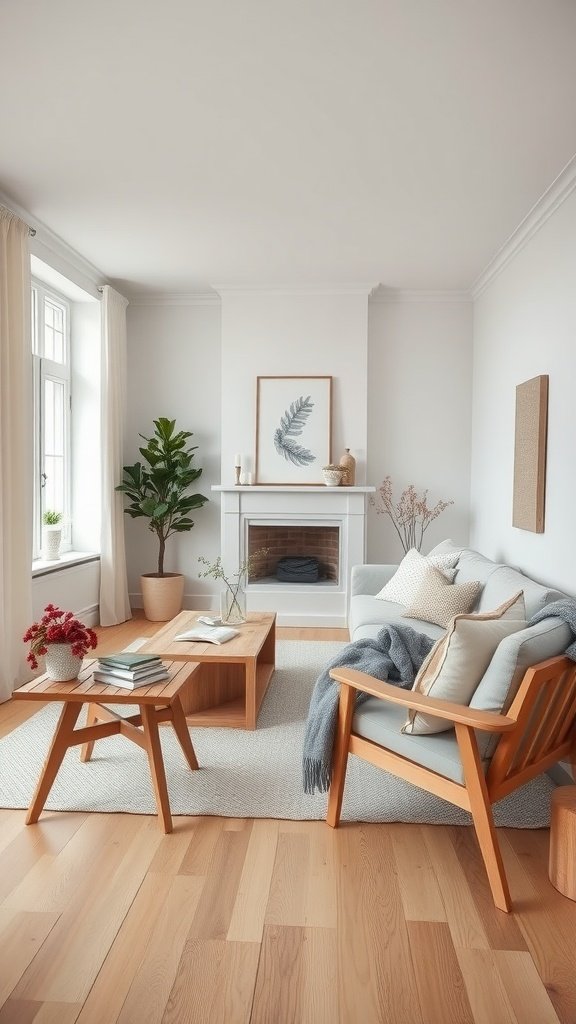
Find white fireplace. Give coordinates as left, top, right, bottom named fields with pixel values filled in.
left=213, top=485, right=374, bottom=626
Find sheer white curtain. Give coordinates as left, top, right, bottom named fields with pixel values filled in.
left=0, top=208, right=33, bottom=702
left=99, top=285, right=132, bottom=625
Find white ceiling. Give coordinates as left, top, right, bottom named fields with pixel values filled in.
left=1, top=0, right=576, bottom=293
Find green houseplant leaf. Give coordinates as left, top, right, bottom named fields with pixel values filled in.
left=116, top=417, right=208, bottom=575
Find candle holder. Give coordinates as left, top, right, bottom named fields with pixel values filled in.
left=234, top=464, right=242, bottom=485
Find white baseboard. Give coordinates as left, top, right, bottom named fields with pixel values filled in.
left=76, top=603, right=99, bottom=627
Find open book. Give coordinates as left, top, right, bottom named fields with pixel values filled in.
left=174, top=625, right=240, bottom=645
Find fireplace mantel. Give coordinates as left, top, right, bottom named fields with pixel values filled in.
left=212, top=484, right=375, bottom=627
left=213, top=485, right=375, bottom=494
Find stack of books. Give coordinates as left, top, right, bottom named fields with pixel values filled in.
left=93, top=652, right=170, bottom=689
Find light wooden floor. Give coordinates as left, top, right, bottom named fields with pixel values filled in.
left=1, top=617, right=575, bottom=1023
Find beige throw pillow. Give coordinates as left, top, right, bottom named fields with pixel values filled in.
left=375, top=548, right=460, bottom=606
left=402, top=591, right=526, bottom=735
left=403, top=564, right=481, bottom=627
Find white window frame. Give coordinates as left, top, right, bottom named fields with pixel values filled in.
left=31, top=280, right=72, bottom=559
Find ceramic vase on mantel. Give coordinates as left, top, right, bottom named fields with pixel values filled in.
left=322, top=465, right=343, bottom=487
left=45, top=644, right=83, bottom=682
left=339, top=448, right=356, bottom=486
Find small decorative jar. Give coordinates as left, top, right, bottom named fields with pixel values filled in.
left=322, top=465, right=343, bottom=487
left=45, top=644, right=83, bottom=681
left=339, top=448, right=356, bottom=486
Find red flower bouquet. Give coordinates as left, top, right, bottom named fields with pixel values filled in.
left=23, top=603, right=98, bottom=670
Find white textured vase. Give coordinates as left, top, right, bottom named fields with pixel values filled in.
left=42, top=526, right=62, bottom=561
left=322, top=467, right=343, bottom=487
left=45, top=644, right=83, bottom=682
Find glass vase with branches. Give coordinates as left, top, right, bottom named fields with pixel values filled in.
left=370, top=475, right=453, bottom=554
left=198, top=548, right=270, bottom=623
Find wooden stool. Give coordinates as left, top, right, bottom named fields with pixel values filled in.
left=549, top=785, right=576, bottom=900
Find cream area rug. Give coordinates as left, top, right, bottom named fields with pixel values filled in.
left=0, top=640, right=554, bottom=825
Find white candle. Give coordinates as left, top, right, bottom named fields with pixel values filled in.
left=234, top=453, right=242, bottom=466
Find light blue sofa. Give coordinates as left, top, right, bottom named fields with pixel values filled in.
left=347, top=539, right=572, bottom=782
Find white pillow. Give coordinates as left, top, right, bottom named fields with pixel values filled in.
left=402, top=591, right=526, bottom=735
left=375, top=548, right=460, bottom=606
left=403, top=564, right=481, bottom=627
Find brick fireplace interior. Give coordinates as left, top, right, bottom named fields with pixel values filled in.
left=247, top=524, right=340, bottom=583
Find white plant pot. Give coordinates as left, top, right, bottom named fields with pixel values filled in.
left=43, top=526, right=62, bottom=561
left=45, top=644, right=83, bottom=681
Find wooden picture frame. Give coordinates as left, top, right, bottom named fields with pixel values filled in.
left=512, top=374, right=548, bottom=533
left=255, top=376, right=332, bottom=485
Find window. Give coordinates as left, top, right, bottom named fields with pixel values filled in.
left=32, top=282, right=71, bottom=558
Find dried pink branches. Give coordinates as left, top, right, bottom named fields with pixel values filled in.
left=370, top=475, right=453, bottom=554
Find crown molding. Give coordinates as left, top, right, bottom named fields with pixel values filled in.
left=472, top=154, right=576, bottom=299
left=0, top=188, right=106, bottom=297
left=125, top=290, right=221, bottom=306
left=369, top=287, right=471, bottom=304
left=212, top=282, right=379, bottom=297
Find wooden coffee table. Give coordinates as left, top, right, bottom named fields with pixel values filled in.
left=14, top=659, right=200, bottom=833
left=139, top=611, right=276, bottom=730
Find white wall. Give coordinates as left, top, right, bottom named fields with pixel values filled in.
left=125, top=302, right=222, bottom=609
left=470, top=190, right=576, bottom=596
left=124, top=291, right=475, bottom=606
left=219, top=290, right=370, bottom=486
left=33, top=560, right=100, bottom=625
left=367, top=298, right=473, bottom=563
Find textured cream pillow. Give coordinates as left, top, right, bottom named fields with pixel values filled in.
left=375, top=548, right=460, bottom=606
left=403, top=564, right=481, bottom=627
left=402, top=591, right=526, bottom=735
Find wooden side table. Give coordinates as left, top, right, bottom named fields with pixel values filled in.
left=549, top=784, right=576, bottom=900
left=13, top=658, right=201, bottom=833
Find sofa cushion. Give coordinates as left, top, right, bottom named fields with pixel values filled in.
left=403, top=591, right=526, bottom=735
left=403, top=564, right=481, bottom=627
left=477, top=564, right=566, bottom=619
left=471, top=617, right=572, bottom=757
left=375, top=548, right=458, bottom=606
left=349, top=596, right=445, bottom=643
left=352, top=698, right=489, bottom=785
left=427, top=539, right=500, bottom=594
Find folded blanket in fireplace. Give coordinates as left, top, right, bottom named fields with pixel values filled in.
left=276, top=556, right=321, bottom=583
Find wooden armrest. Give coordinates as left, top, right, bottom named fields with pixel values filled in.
left=328, top=667, right=516, bottom=733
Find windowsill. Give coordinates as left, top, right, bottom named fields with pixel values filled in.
left=32, top=551, right=100, bottom=578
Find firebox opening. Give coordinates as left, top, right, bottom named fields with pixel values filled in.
left=247, top=524, right=340, bottom=585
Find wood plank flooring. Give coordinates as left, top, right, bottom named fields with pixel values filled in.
left=0, top=617, right=574, bottom=1023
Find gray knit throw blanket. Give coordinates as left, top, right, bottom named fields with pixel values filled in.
left=302, top=625, right=435, bottom=795
left=529, top=598, right=576, bottom=660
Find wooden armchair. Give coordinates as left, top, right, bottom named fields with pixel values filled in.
left=327, top=655, right=576, bottom=912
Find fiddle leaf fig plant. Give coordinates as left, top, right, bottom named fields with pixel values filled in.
left=116, top=417, right=208, bottom=575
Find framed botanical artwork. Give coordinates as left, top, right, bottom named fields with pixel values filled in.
left=255, top=376, right=332, bottom=484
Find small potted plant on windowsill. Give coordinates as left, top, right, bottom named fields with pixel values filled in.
left=42, top=510, right=63, bottom=561
left=117, top=417, right=208, bottom=621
